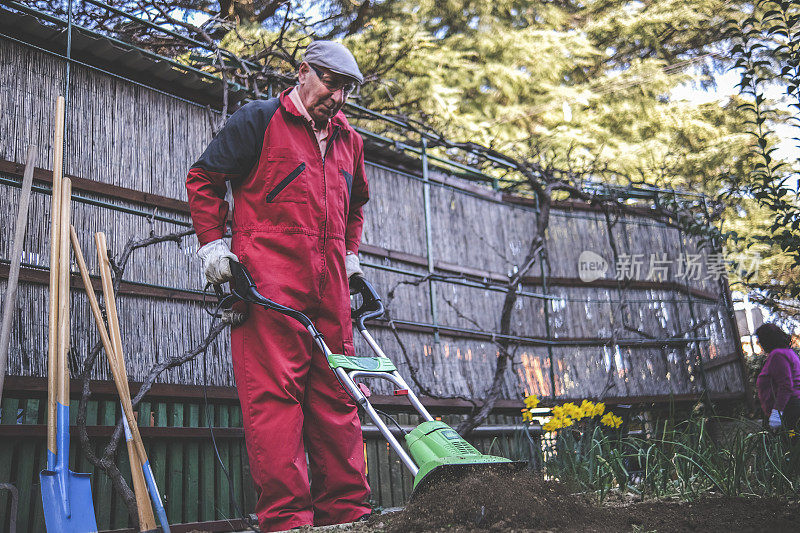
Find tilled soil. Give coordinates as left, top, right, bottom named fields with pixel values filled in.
left=335, top=470, right=800, bottom=532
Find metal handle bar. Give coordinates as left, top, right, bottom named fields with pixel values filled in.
left=349, top=274, right=385, bottom=330
left=224, top=262, right=384, bottom=336
left=220, top=261, right=424, bottom=476
left=227, top=260, right=315, bottom=329
left=223, top=262, right=384, bottom=333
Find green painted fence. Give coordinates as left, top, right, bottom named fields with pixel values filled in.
left=0, top=393, right=527, bottom=532
left=0, top=394, right=255, bottom=532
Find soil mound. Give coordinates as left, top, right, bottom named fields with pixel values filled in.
left=382, top=469, right=613, bottom=532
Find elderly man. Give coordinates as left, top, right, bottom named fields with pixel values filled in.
left=185, top=41, right=371, bottom=531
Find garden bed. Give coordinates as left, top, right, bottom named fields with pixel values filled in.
left=309, top=470, right=799, bottom=532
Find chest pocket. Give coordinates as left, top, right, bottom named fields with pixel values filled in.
left=324, top=163, right=353, bottom=235
left=341, top=168, right=353, bottom=201
left=265, top=157, right=307, bottom=204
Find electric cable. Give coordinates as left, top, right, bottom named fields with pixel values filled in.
left=374, top=408, right=408, bottom=436
left=201, top=287, right=261, bottom=533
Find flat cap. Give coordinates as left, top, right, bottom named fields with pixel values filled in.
left=304, top=40, right=364, bottom=85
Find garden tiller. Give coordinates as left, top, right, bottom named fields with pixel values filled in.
left=218, top=261, right=524, bottom=496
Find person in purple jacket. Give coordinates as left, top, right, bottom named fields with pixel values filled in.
left=755, top=323, right=800, bottom=430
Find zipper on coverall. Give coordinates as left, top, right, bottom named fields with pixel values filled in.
left=314, top=124, right=341, bottom=296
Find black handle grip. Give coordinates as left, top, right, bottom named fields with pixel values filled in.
left=227, top=260, right=315, bottom=329
left=349, top=275, right=384, bottom=331
left=219, top=261, right=383, bottom=332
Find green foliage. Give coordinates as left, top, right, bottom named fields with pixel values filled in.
left=529, top=415, right=800, bottom=500
left=726, top=0, right=800, bottom=304
left=346, top=0, right=751, bottom=197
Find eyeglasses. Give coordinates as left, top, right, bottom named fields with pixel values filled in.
left=309, top=64, right=356, bottom=96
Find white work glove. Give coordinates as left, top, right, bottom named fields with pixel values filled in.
left=769, top=409, right=783, bottom=429
left=197, top=239, right=238, bottom=285
left=345, top=251, right=363, bottom=279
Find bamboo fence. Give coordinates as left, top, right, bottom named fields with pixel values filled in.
left=0, top=34, right=745, bottom=404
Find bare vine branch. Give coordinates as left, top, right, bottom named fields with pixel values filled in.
left=381, top=273, right=477, bottom=405
left=75, top=227, right=226, bottom=527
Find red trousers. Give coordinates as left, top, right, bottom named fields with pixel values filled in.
left=230, top=238, right=370, bottom=532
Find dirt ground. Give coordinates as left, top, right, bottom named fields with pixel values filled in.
left=295, top=470, right=800, bottom=533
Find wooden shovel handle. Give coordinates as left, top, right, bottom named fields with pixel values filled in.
left=47, top=96, right=65, bottom=457
left=57, top=179, right=71, bottom=408
left=70, top=227, right=115, bottom=388
left=93, top=232, right=156, bottom=531
left=70, top=229, right=139, bottom=444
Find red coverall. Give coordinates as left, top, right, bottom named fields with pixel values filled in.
left=185, top=88, right=371, bottom=531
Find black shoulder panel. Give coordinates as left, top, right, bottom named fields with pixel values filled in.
left=192, top=97, right=281, bottom=176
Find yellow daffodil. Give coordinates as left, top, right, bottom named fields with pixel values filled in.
left=592, top=402, right=606, bottom=417
left=563, top=402, right=581, bottom=419
left=601, top=412, right=623, bottom=429
left=543, top=415, right=573, bottom=432
left=524, top=395, right=540, bottom=409
left=522, top=409, right=533, bottom=422
left=543, top=399, right=619, bottom=433
left=542, top=419, right=559, bottom=432
left=573, top=399, right=594, bottom=420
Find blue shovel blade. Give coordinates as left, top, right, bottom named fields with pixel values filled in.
left=40, top=469, right=98, bottom=533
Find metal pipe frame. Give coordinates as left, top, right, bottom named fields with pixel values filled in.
left=362, top=260, right=556, bottom=300
left=365, top=160, right=535, bottom=210
left=312, top=323, right=423, bottom=476
left=0, top=175, right=192, bottom=227
left=364, top=260, right=720, bottom=304
left=365, top=161, right=691, bottom=231
left=383, top=317, right=710, bottom=347
left=421, top=138, right=440, bottom=343
left=0, top=260, right=210, bottom=300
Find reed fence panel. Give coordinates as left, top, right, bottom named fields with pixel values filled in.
left=0, top=34, right=745, bottom=407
